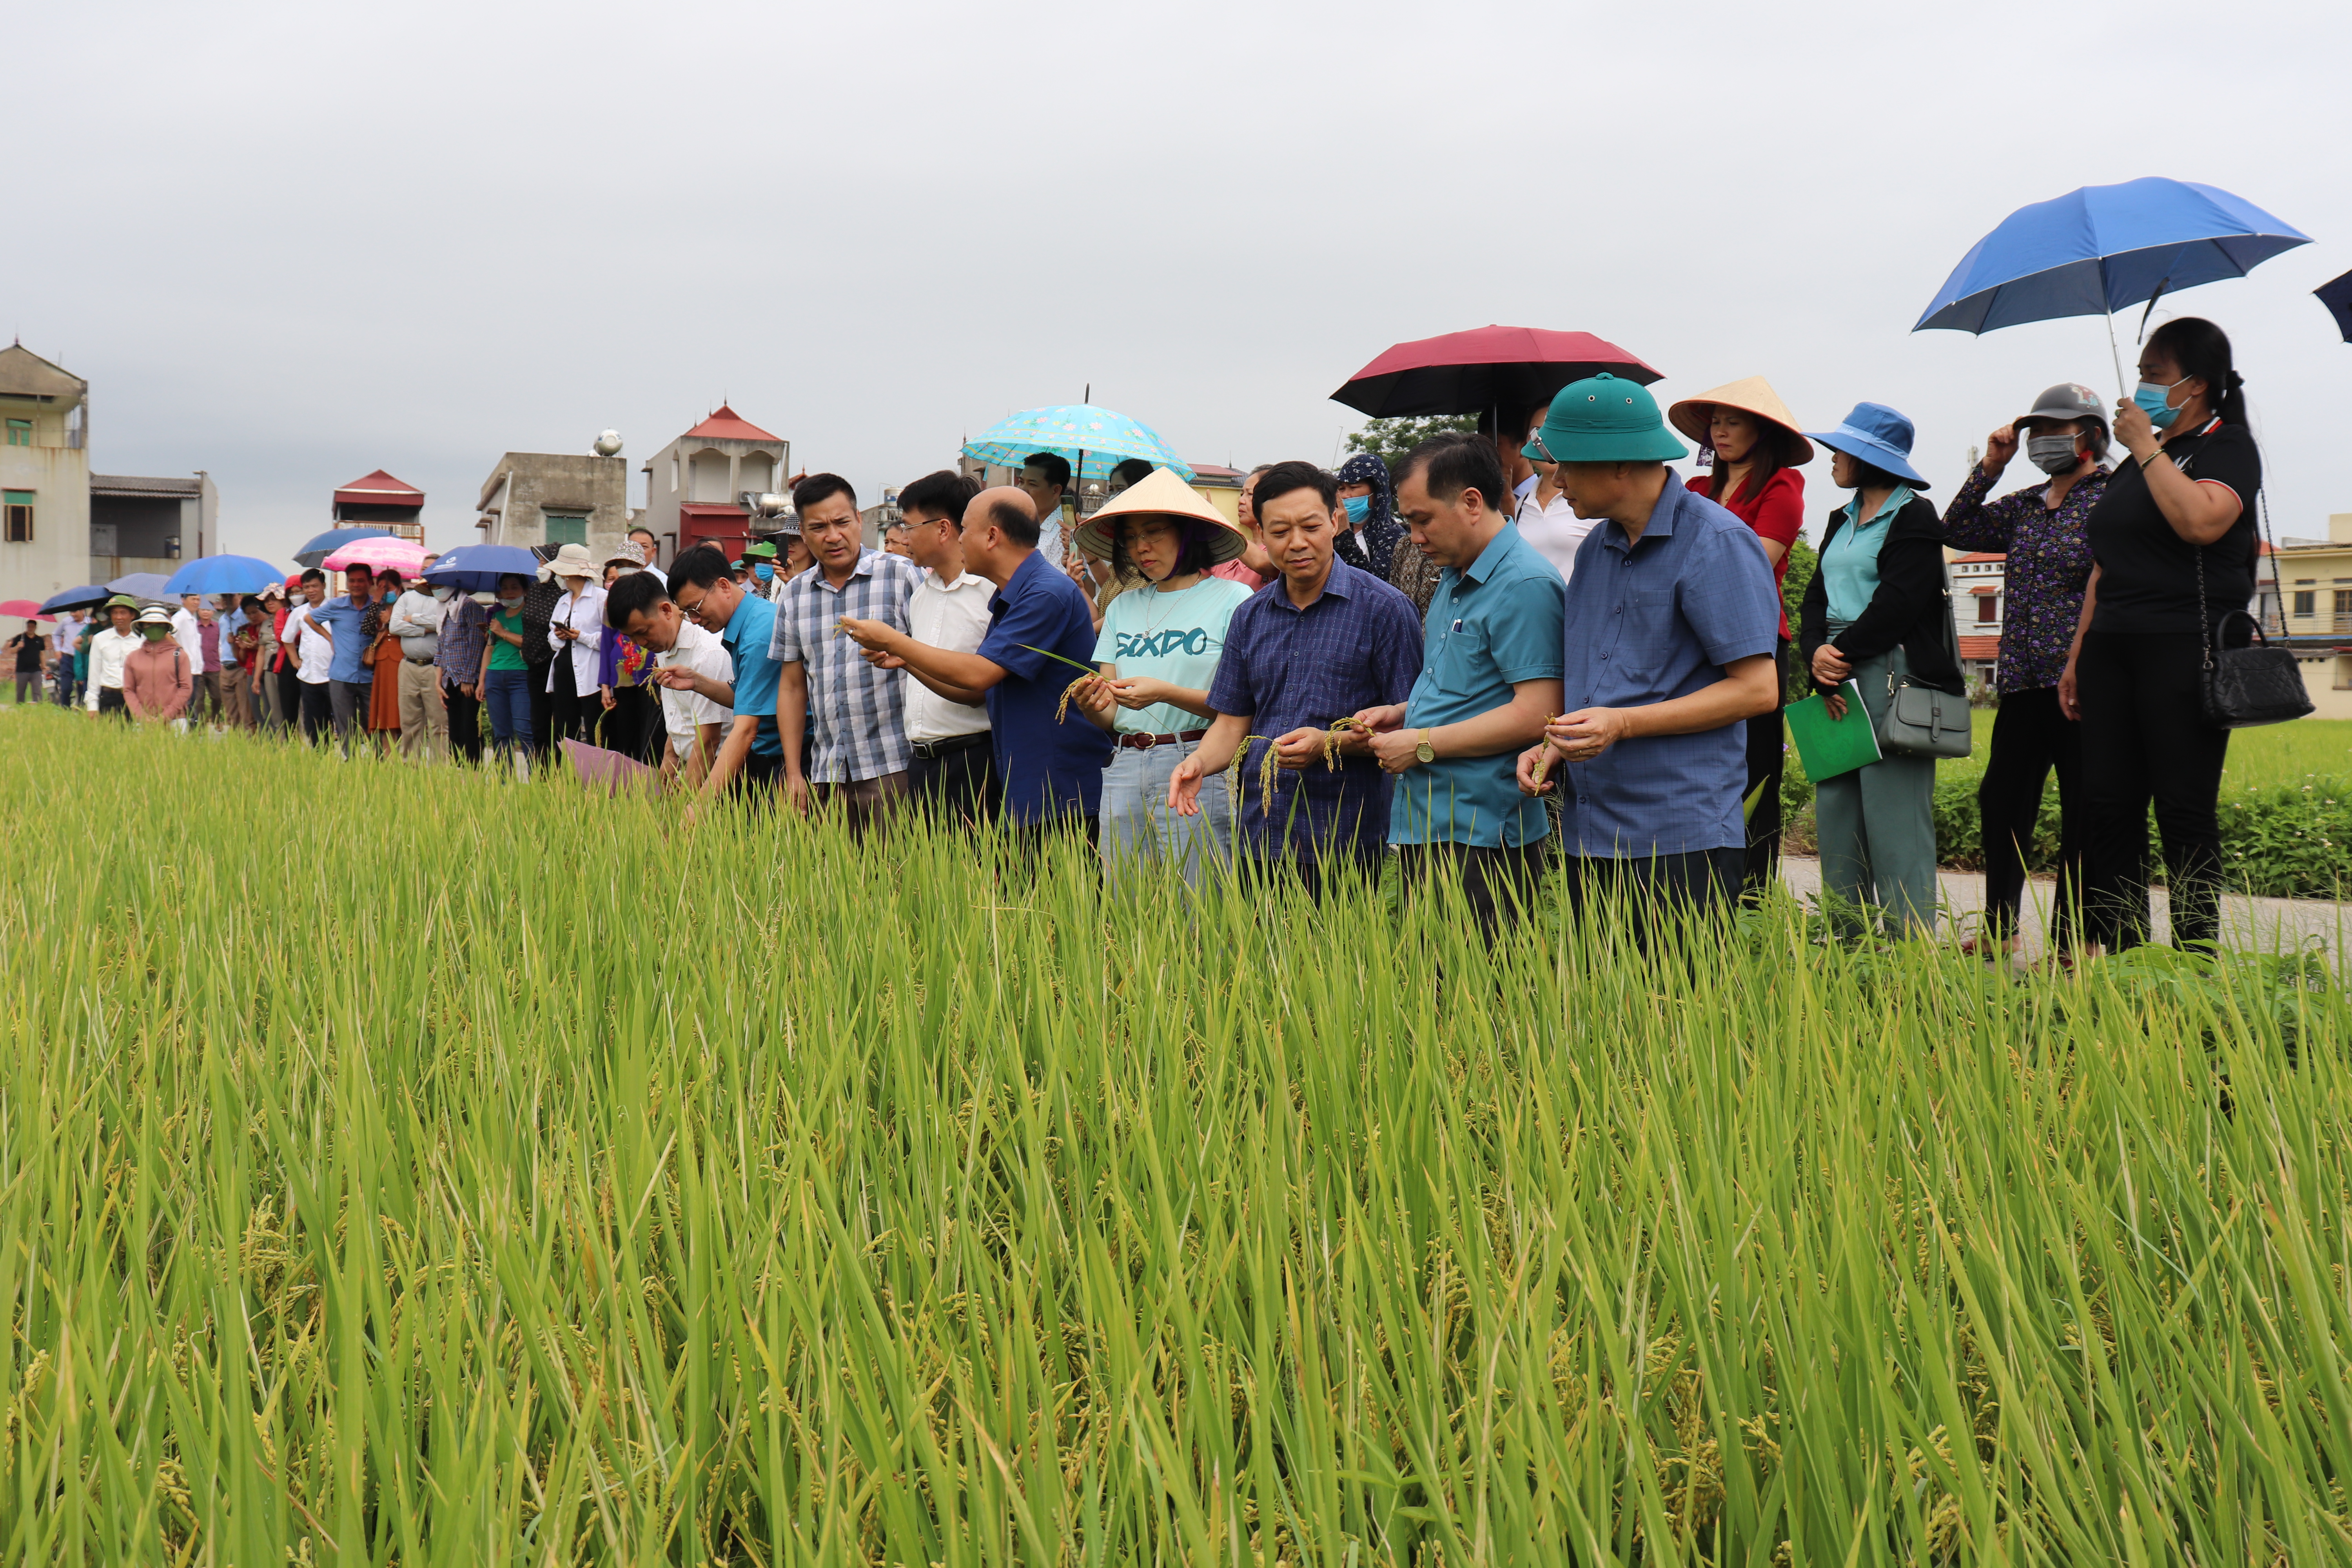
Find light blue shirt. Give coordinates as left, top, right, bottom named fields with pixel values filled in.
left=307, top=594, right=376, bottom=684
left=1391, top=523, right=1566, bottom=848
left=1821, top=486, right=1913, bottom=623
left=1091, top=576, right=1252, bottom=736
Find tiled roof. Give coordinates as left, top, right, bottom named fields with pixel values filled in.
left=1950, top=550, right=2005, bottom=563
left=90, top=473, right=201, bottom=496
left=1957, top=635, right=2001, bottom=661
left=334, top=468, right=424, bottom=507
left=0, top=343, right=86, bottom=400
left=682, top=404, right=781, bottom=443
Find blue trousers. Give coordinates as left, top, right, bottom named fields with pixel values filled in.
left=484, top=668, right=535, bottom=755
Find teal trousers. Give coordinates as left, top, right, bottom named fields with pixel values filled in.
left=1813, top=650, right=1940, bottom=938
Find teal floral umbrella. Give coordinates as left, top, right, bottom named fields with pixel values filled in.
left=961, top=404, right=1194, bottom=484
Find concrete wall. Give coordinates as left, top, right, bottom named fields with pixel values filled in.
left=477, top=454, right=631, bottom=562
left=0, top=397, right=92, bottom=604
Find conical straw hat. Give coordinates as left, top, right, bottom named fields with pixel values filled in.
left=1072, top=467, right=1247, bottom=563
left=1665, top=376, right=1813, bottom=465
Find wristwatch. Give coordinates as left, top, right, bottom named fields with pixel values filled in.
left=1414, top=728, right=1436, bottom=764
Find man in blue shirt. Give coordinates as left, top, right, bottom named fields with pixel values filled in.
left=1362, top=434, right=1564, bottom=935
left=659, top=544, right=786, bottom=815
left=1515, top=374, right=1781, bottom=920
left=1171, top=461, right=1423, bottom=897
left=841, top=487, right=1111, bottom=842
left=289, top=564, right=380, bottom=749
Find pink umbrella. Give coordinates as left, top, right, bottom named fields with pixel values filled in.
left=561, top=739, right=664, bottom=796
left=320, top=537, right=428, bottom=576
left=0, top=599, right=56, bottom=621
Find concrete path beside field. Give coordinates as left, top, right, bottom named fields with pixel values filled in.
left=1779, top=857, right=2350, bottom=962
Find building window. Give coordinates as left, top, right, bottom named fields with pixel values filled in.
left=544, top=515, right=587, bottom=546
left=2337, top=590, right=2352, bottom=622
left=2293, top=590, right=2315, bottom=618
left=2337, top=658, right=2352, bottom=691
left=3, top=492, right=30, bottom=542
left=4, top=419, right=29, bottom=447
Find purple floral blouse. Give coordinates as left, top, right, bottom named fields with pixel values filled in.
left=1940, top=464, right=2107, bottom=693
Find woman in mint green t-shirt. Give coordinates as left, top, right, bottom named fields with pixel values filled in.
left=1070, top=472, right=1258, bottom=890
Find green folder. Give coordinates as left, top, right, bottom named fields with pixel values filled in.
left=1785, top=680, right=1882, bottom=781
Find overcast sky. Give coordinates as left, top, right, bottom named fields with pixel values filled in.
left=11, top=0, right=2349, bottom=564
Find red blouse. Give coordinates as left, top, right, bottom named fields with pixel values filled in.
left=1688, top=466, right=1804, bottom=639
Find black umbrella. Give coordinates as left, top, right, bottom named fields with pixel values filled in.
left=2314, top=268, right=2352, bottom=342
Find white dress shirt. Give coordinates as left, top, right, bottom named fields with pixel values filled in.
left=544, top=583, right=606, bottom=696
left=388, top=588, right=444, bottom=661
left=291, top=604, right=334, bottom=683
left=1515, top=488, right=1600, bottom=584
left=84, top=628, right=140, bottom=708
left=169, top=607, right=205, bottom=672
left=655, top=618, right=735, bottom=754
left=903, top=565, right=995, bottom=744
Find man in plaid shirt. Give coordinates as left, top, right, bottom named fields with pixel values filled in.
left=769, top=473, right=923, bottom=830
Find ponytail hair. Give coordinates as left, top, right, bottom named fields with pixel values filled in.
left=2145, top=316, right=2249, bottom=427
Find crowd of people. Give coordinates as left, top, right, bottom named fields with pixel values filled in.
left=17, top=315, right=2269, bottom=956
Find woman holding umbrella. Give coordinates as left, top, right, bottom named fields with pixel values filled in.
left=1667, top=378, right=1812, bottom=895
left=1798, top=403, right=1958, bottom=940
left=2062, top=317, right=2262, bottom=955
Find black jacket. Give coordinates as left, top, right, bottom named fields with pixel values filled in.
left=1798, top=495, right=1964, bottom=696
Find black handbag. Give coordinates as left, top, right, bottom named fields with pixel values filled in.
left=2194, top=489, right=2312, bottom=729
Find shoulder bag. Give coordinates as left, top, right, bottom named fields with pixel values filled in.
left=1874, top=555, right=1971, bottom=759
left=2183, top=453, right=2311, bottom=728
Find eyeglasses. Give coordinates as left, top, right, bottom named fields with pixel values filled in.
left=674, top=587, right=717, bottom=626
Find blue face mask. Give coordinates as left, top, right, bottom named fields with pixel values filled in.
left=2133, top=377, right=2187, bottom=431
left=753, top=563, right=774, bottom=582
left=1341, top=495, right=1370, bottom=525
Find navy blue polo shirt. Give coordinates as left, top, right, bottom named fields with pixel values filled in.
left=976, top=550, right=1113, bottom=824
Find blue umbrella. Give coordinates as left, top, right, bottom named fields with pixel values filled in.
left=107, top=572, right=176, bottom=601
left=422, top=543, right=541, bottom=593
left=2313, top=268, right=2352, bottom=343
left=162, top=554, right=286, bottom=598
left=294, top=526, right=393, bottom=568
left=962, top=404, right=1195, bottom=484
left=40, top=585, right=112, bottom=612
left=1914, top=178, right=2309, bottom=390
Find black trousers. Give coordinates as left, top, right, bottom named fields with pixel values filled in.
left=1975, top=686, right=2083, bottom=945
left=97, top=688, right=128, bottom=719
left=1743, top=696, right=1786, bottom=895
left=443, top=678, right=483, bottom=764
left=2076, top=630, right=2229, bottom=952
left=297, top=680, right=332, bottom=742
left=1247, top=847, right=1384, bottom=905
left=528, top=663, right=555, bottom=757
left=1564, top=848, right=1742, bottom=930
left=275, top=666, right=302, bottom=733
left=908, top=736, right=999, bottom=825
left=602, top=682, right=657, bottom=762
left=1396, top=840, right=1546, bottom=943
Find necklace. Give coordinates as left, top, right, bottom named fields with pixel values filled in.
left=1128, top=577, right=1197, bottom=641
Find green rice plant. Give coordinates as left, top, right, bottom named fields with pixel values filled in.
left=0, top=705, right=2347, bottom=1564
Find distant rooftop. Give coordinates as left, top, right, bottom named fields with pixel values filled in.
left=91, top=473, right=202, bottom=497
left=682, top=404, right=781, bottom=443
left=0, top=342, right=87, bottom=401
left=334, top=469, right=425, bottom=510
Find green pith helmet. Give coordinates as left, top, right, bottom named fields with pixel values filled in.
left=1524, top=372, right=1689, bottom=465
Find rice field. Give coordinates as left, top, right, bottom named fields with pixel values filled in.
left=3, top=706, right=2349, bottom=1565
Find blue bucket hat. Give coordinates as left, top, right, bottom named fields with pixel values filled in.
left=1523, top=373, right=1689, bottom=465
left=1804, top=402, right=1929, bottom=489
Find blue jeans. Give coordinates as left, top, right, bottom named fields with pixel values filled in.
left=1098, top=736, right=1233, bottom=891
left=484, top=668, right=535, bottom=755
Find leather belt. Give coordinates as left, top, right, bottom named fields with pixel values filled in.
left=1116, top=728, right=1207, bottom=751
left=910, top=731, right=991, bottom=759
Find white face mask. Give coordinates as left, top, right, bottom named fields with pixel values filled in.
left=432, top=586, right=454, bottom=602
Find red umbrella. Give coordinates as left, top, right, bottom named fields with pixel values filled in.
left=0, top=599, right=55, bottom=621
left=1331, top=324, right=1662, bottom=419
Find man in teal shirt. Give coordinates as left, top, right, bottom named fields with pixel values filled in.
left=1360, top=433, right=1564, bottom=935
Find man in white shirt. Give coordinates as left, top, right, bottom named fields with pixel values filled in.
left=1018, top=452, right=1072, bottom=574
left=83, top=598, right=141, bottom=716
left=388, top=574, right=447, bottom=761
left=602, top=569, right=733, bottom=787
left=878, top=470, right=998, bottom=822
left=289, top=568, right=336, bottom=742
